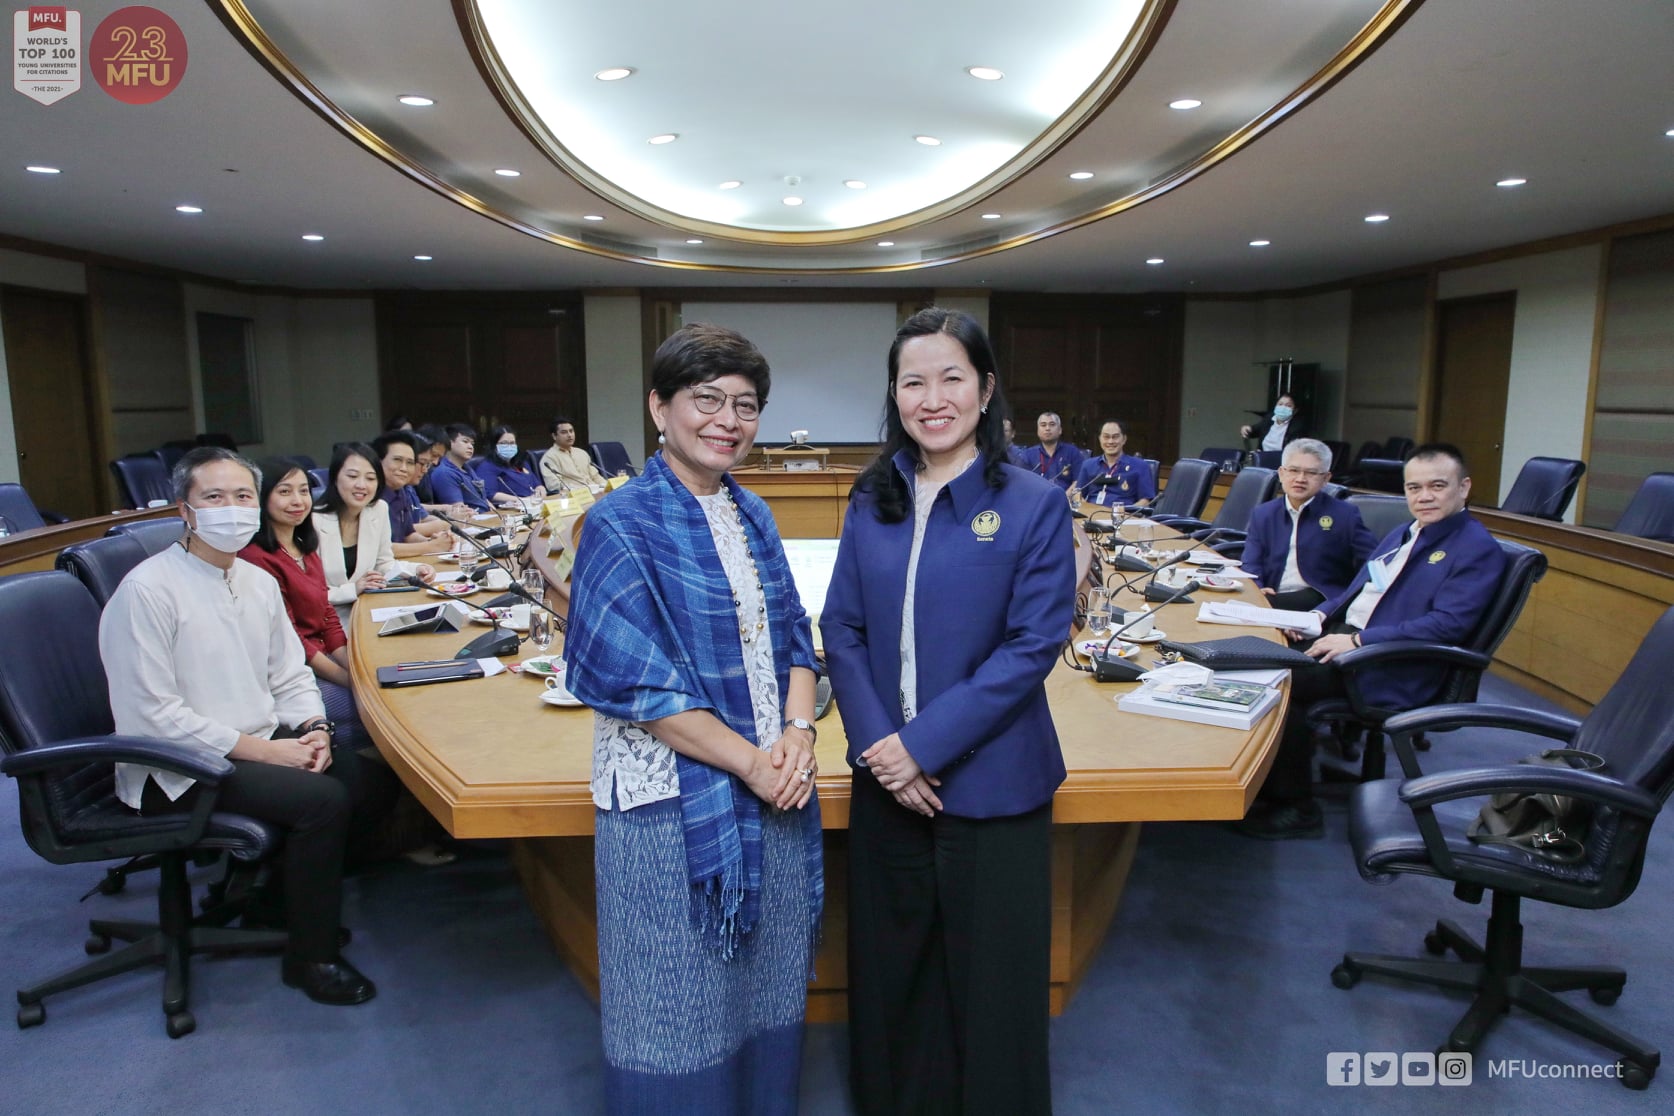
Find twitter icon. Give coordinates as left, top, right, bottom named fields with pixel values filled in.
left=1365, top=1051, right=1398, bottom=1086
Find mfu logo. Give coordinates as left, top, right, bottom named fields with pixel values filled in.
left=1328, top=1051, right=1472, bottom=1086
left=90, top=5, right=187, bottom=105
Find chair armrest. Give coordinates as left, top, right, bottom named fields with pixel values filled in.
left=1333, top=641, right=1491, bottom=673
left=1192, top=527, right=1245, bottom=542
left=1, top=736, right=234, bottom=785
left=1398, top=765, right=1660, bottom=819
left=1161, top=517, right=1211, bottom=533
left=1384, top=703, right=1583, bottom=743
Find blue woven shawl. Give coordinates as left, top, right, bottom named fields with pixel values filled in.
left=564, top=453, right=824, bottom=959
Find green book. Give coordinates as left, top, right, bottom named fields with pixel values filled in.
left=1153, top=680, right=1270, bottom=710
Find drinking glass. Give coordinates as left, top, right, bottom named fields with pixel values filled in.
left=1087, top=587, right=1113, bottom=637
left=529, top=607, right=556, bottom=654
left=521, top=568, right=545, bottom=605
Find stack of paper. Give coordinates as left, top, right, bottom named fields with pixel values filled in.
left=1197, top=600, right=1322, bottom=636
left=1117, top=672, right=1283, bottom=729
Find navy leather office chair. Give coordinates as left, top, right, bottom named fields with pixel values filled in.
left=153, top=442, right=192, bottom=472
left=287, top=454, right=318, bottom=472
left=0, top=572, right=284, bottom=1038
left=0, top=482, right=50, bottom=531
left=107, top=517, right=185, bottom=556
left=307, top=467, right=329, bottom=502
left=1332, top=606, right=1674, bottom=1088
left=1323, top=440, right=1353, bottom=474
left=1348, top=493, right=1411, bottom=542
left=1383, top=435, right=1415, bottom=461
left=1500, top=456, right=1586, bottom=521
left=110, top=455, right=173, bottom=510
left=590, top=441, right=638, bottom=478
left=522, top=449, right=546, bottom=481
left=1309, top=539, right=1548, bottom=782
left=1198, top=447, right=1245, bottom=471
left=1613, top=472, right=1674, bottom=543
left=1152, top=467, right=1278, bottom=540
left=1355, top=458, right=1406, bottom=494
left=56, top=535, right=150, bottom=608
left=1322, top=482, right=1352, bottom=501
left=1141, top=458, right=1217, bottom=521
left=195, top=432, right=238, bottom=450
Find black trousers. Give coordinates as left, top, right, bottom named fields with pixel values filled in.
left=1262, top=621, right=1358, bottom=803
left=140, top=743, right=393, bottom=961
left=846, top=772, right=1053, bottom=1116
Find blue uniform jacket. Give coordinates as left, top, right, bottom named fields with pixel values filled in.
left=471, top=456, right=542, bottom=501
left=1074, top=453, right=1156, bottom=506
left=1018, top=442, right=1086, bottom=491
left=820, top=452, right=1075, bottom=818
left=1241, top=492, right=1377, bottom=599
left=428, top=457, right=492, bottom=512
left=1317, top=509, right=1508, bottom=711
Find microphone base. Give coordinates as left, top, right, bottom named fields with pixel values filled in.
left=455, top=628, right=520, bottom=660
left=1091, top=649, right=1148, bottom=683
left=1143, top=583, right=1194, bottom=604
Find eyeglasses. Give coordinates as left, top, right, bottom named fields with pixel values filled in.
left=1279, top=466, right=1328, bottom=478
left=689, top=386, right=760, bottom=420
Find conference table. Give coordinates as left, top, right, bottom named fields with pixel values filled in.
left=350, top=510, right=1287, bottom=1020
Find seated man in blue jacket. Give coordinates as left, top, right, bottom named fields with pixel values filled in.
left=1017, top=411, right=1085, bottom=491
left=1240, top=438, right=1377, bottom=613
left=1237, top=443, right=1508, bottom=839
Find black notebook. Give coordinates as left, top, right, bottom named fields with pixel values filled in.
left=375, top=660, right=485, bottom=688
left=1157, top=635, right=1315, bottom=669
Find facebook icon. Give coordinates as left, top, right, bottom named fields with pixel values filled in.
left=1327, top=1053, right=1361, bottom=1086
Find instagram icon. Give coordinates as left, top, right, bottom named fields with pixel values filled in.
left=1438, top=1052, right=1473, bottom=1085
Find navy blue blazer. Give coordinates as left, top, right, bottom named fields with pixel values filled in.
left=1017, top=442, right=1087, bottom=491
left=1317, top=509, right=1508, bottom=711
left=820, top=453, right=1075, bottom=818
left=428, top=457, right=492, bottom=512
left=1074, top=453, right=1156, bottom=506
left=1241, top=493, right=1377, bottom=599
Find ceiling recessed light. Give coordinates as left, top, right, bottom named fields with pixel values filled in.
left=783, top=196, right=803, bottom=206
left=1145, top=257, right=1165, bottom=265
left=302, top=234, right=325, bottom=241
left=25, top=165, right=60, bottom=174
left=648, top=133, right=678, bottom=145
left=844, top=180, right=867, bottom=190
left=1665, top=128, right=1674, bottom=137
left=981, top=213, right=1002, bottom=220
left=1249, top=239, right=1271, bottom=247
left=175, top=205, right=203, bottom=214
left=397, top=94, right=435, bottom=107
left=1496, top=177, right=1527, bottom=188
left=413, top=254, right=433, bottom=261
left=877, top=241, right=895, bottom=247
left=493, top=167, right=521, bottom=177
left=594, top=67, right=633, bottom=81
left=1364, top=213, right=1390, bottom=223
left=966, top=66, right=1004, bottom=81
left=685, top=238, right=703, bottom=245
left=718, top=180, right=742, bottom=190
left=914, top=135, right=941, bottom=146
left=1169, top=98, right=1202, bottom=110
left=1068, top=171, right=1094, bottom=180
left=582, top=214, right=604, bottom=221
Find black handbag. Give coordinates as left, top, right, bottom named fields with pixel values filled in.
left=1466, top=748, right=1606, bottom=864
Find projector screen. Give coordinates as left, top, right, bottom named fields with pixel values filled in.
left=680, top=301, right=897, bottom=444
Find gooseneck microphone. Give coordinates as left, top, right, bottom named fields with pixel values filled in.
left=429, top=509, right=567, bottom=658
left=1087, top=576, right=1201, bottom=683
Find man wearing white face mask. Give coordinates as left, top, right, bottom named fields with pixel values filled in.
left=98, top=447, right=377, bottom=1006
left=1240, top=392, right=1305, bottom=453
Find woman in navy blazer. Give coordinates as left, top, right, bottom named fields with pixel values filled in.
left=820, top=308, right=1075, bottom=1116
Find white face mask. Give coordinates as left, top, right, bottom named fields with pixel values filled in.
left=188, top=504, right=261, bottom=554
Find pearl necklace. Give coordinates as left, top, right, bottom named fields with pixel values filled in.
left=721, top=489, right=767, bottom=644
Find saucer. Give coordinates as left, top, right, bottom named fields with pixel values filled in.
left=1075, top=637, right=1138, bottom=659
left=540, top=686, right=584, bottom=708
left=521, top=656, right=562, bottom=676
left=473, top=604, right=531, bottom=632
left=1123, top=629, right=1167, bottom=644
left=1199, top=575, right=1240, bottom=591
left=433, top=581, right=476, bottom=596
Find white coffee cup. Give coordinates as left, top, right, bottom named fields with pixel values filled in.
left=1122, top=610, right=1155, bottom=639
left=482, top=567, right=512, bottom=591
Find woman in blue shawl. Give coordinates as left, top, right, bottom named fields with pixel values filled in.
left=564, top=323, right=824, bottom=1116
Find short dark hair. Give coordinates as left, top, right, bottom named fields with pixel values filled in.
left=249, top=458, right=319, bottom=555
left=171, top=446, right=261, bottom=504
left=415, top=424, right=449, bottom=452
left=550, top=415, right=575, bottom=437
left=372, top=430, right=424, bottom=461
left=383, top=414, right=413, bottom=432
left=855, top=307, right=1010, bottom=524
left=649, top=323, right=771, bottom=406
left=314, top=442, right=386, bottom=516
left=1407, top=442, right=1469, bottom=479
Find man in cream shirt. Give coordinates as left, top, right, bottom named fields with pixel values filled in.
left=99, top=446, right=377, bottom=1006
left=540, top=415, right=606, bottom=493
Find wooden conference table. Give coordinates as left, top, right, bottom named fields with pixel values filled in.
left=350, top=516, right=1286, bottom=1020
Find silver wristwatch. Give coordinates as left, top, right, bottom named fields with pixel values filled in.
left=784, top=717, right=817, bottom=742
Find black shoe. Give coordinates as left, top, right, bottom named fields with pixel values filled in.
left=242, top=913, right=352, bottom=948
left=1233, top=800, right=1324, bottom=840
left=282, top=956, right=377, bottom=1006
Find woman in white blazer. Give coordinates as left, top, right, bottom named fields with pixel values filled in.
left=312, top=443, right=434, bottom=627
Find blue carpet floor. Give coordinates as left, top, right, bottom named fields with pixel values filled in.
left=2, top=675, right=1667, bottom=1113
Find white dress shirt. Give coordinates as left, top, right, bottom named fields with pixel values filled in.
left=1345, top=528, right=1418, bottom=630
left=1278, top=497, right=1313, bottom=592
left=313, top=503, right=415, bottom=625
left=99, top=544, right=325, bottom=807
left=540, top=446, right=605, bottom=492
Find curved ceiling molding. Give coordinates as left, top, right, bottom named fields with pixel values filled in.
left=212, top=0, right=1425, bottom=275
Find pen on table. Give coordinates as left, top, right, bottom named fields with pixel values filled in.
left=395, top=660, right=461, bottom=671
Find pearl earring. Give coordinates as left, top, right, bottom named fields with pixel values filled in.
left=980, top=403, right=989, bottom=414
left=657, top=432, right=666, bottom=444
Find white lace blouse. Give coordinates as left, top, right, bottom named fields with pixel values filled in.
left=589, top=489, right=782, bottom=811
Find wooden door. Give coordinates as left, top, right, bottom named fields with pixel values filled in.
left=1432, top=293, right=1515, bottom=500
left=1, top=287, right=100, bottom=518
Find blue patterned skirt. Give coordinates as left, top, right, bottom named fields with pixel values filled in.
left=595, top=796, right=815, bottom=1115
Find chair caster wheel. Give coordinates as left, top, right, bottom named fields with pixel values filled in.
left=1590, top=986, right=1622, bottom=1006
left=17, top=1001, right=44, bottom=1029
left=1423, top=930, right=1447, bottom=956
left=1618, top=1059, right=1653, bottom=1090
left=84, top=933, right=112, bottom=955
left=1331, top=964, right=1360, bottom=990
left=165, top=1010, right=195, bottom=1039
